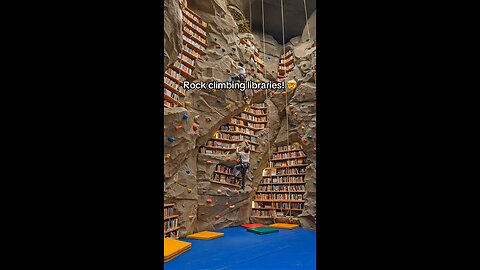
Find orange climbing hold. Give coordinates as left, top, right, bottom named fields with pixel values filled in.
left=192, top=123, right=200, bottom=131
left=206, top=199, right=212, bottom=203
left=175, top=125, right=183, bottom=131
left=281, top=91, right=287, bottom=96
left=207, top=160, right=212, bottom=164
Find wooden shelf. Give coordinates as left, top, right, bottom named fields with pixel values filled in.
left=164, top=81, right=186, bottom=97
left=163, top=93, right=183, bottom=107
left=264, top=164, right=308, bottom=170
left=273, top=149, right=303, bottom=154
left=164, top=203, right=174, bottom=207
left=228, top=122, right=265, bottom=131
left=184, top=7, right=208, bottom=29
left=242, top=110, right=268, bottom=117
left=182, top=9, right=207, bottom=30
left=164, top=214, right=179, bottom=221
left=183, top=37, right=206, bottom=55
left=209, top=180, right=241, bottom=188
left=248, top=106, right=267, bottom=110
left=258, top=182, right=306, bottom=185
left=252, top=207, right=303, bottom=211
left=183, top=22, right=207, bottom=39
left=210, top=137, right=243, bottom=143
left=270, top=156, right=307, bottom=162
left=178, top=56, right=195, bottom=70
left=183, top=27, right=207, bottom=47
left=256, top=191, right=305, bottom=193
left=233, top=116, right=267, bottom=124
left=171, top=64, right=195, bottom=81
left=213, top=171, right=240, bottom=178
left=204, top=145, right=236, bottom=151
left=261, top=173, right=305, bottom=177
left=164, top=227, right=180, bottom=234
left=164, top=71, right=184, bottom=84
left=181, top=47, right=199, bottom=60
left=254, top=199, right=305, bottom=203
left=219, top=130, right=257, bottom=137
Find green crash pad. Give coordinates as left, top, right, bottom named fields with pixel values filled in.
left=247, top=227, right=279, bottom=235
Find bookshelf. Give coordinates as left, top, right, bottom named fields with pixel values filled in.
left=164, top=0, right=208, bottom=108
left=277, top=51, right=294, bottom=81
left=251, top=143, right=307, bottom=218
left=210, top=164, right=242, bottom=188
left=240, top=38, right=264, bottom=75
left=199, top=103, right=268, bottom=156
left=164, top=203, right=180, bottom=238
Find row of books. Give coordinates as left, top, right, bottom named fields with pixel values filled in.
left=245, top=108, right=266, bottom=115
left=260, top=176, right=304, bottom=184
left=183, top=9, right=207, bottom=28
left=164, top=207, right=175, bottom=217
left=253, top=202, right=304, bottom=209
left=251, top=103, right=267, bottom=108
left=165, top=230, right=179, bottom=239
left=220, top=125, right=256, bottom=135
left=229, top=119, right=266, bottom=129
left=164, top=88, right=182, bottom=101
left=180, top=54, right=195, bottom=66
left=164, top=218, right=178, bottom=231
left=212, top=133, right=257, bottom=142
left=184, top=19, right=207, bottom=37
left=206, top=140, right=237, bottom=148
left=183, top=36, right=206, bottom=52
left=275, top=144, right=301, bottom=152
left=263, top=167, right=306, bottom=176
left=215, top=164, right=234, bottom=175
left=255, top=193, right=304, bottom=200
left=165, top=68, right=186, bottom=82
left=257, top=184, right=306, bottom=192
left=279, top=64, right=294, bottom=71
left=268, top=159, right=305, bottom=167
left=281, top=51, right=292, bottom=59
left=174, top=61, right=193, bottom=75
left=164, top=100, right=175, bottom=108
left=182, top=45, right=200, bottom=59
left=212, top=173, right=238, bottom=183
left=183, top=27, right=207, bottom=45
left=164, top=77, right=183, bottom=93
left=252, top=209, right=276, bottom=217
left=199, top=147, right=230, bottom=154
left=239, top=113, right=267, bottom=122
left=272, top=150, right=306, bottom=160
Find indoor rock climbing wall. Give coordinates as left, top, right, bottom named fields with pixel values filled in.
left=164, top=0, right=317, bottom=236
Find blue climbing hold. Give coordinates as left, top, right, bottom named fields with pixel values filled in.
left=183, top=113, right=189, bottom=120
left=186, top=168, right=191, bottom=174
left=168, top=136, right=175, bottom=142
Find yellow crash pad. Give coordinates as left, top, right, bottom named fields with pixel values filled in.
left=164, top=237, right=192, bottom=262
left=269, top=223, right=299, bottom=230
left=186, top=231, right=224, bottom=240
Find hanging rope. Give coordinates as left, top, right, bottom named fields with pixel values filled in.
left=302, top=0, right=311, bottom=41
left=249, top=0, right=252, bottom=33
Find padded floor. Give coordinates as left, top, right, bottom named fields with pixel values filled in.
left=164, top=226, right=316, bottom=270
left=269, top=223, right=299, bottom=230
left=247, top=227, right=279, bottom=234
left=240, top=223, right=265, bottom=228
left=186, top=231, right=224, bottom=240
left=164, top=238, right=192, bottom=262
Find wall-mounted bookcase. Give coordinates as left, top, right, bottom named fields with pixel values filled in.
left=251, top=143, right=307, bottom=218
left=209, top=164, right=242, bottom=188
left=277, top=51, right=294, bottom=81
left=164, top=203, right=180, bottom=238
left=164, top=1, right=208, bottom=108
left=199, top=104, right=268, bottom=156
left=240, top=39, right=265, bottom=74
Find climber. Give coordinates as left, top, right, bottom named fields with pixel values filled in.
left=227, top=63, right=249, bottom=102
left=230, top=142, right=250, bottom=189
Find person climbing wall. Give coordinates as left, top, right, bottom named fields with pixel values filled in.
left=230, top=142, right=250, bottom=189
left=227, top=62, right=248, bottom=102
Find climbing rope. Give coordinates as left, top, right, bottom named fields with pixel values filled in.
left=249, top=0, right=252, bottom=33
left=302, top=0, right=311, bottom=41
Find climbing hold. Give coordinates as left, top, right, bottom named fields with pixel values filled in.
left=226, top=68, right=230, bottom=73
left=301, top=126, right=305, bottom=130
left=271, top=90, right=276, bottom=95
left=229, top=205, right=235, bottom=209
left=259, top=157, right=262, bottom=161
left=232, top=48, right=236, bottom=51
left=253, top=167, right=257, bottom=171
left=302, top=92, right=306, bottom=96
left=186, top=168, right=191, bottom=174
left=256, top=159, right=260, bottom=163
left=189, top=215, right=195, bottom=219
left=253, top=187, right=257, bottom=192
left=207, top=160, right=212, bottom=164
left=217, top=189, right=222, bottom=193
left=281, top=91, right=287, bottom=96
left=167, top=112, right=173, bottom=115
left=212, top=89, right=217, bottom=93
left=303, top=138, right=308, bottom=143
left=307, top=135, right=313, bottom=139
left=194, top=115, right=200, bottom=120
left=168, top=136, right=175, bottom=142
left=314, top=147, right=316, bottom=151
left=165, top=154, right=171, bottom=159
left=206, top=199, right=212, bottom=203
left=173, top=178, right=178, bottom=183
left=215, top=44, right=220, bottom=48
left=183, top=113, right=189, bottom=120
left=192, top=123, right=200, bottom=131
left=262, top=142, right=266, bottom=145
left=225, top=202, right=229, bottom=206
left=289, top=104, right=294, bottom=109
left=205, top=117, right=212, bottom=122
left=225, top=104, right=232, bottom=110
left=226, top=156, right=231, bottom=161
left=287, top=79, right=297, bottom=91
left=222, top=48, right=225, bottom=53
left=185, top=101, right=192, bottom=107
left=175, top=125, right=183, bottom=131
left=215, top=215, right=220, bottom=219
left=187, top=188, right=192, bottom=193
left=234, top=189, right=239, bottom=194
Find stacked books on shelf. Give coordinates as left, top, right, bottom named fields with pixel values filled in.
left=210, top=164, right=241, bottom=187
left=199, top=104, right=268, bottom=156
left=164, top=1, right=207, bottom=108
left=278, top=50, right=294, bottom=80
left=251, top=143, right=307, bottom=218
left=164, top=203, right=180, bottom=239
left=240, top=38, right=264, bottom=74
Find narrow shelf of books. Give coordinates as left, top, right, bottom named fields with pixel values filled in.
left=239, top=38, right=264, bottom=75
left=164, top=203, right=180, bottom=238
left=164, top=1, right=208, bottom=108
left=199, top=104, right=268, bottom=156
left=251, top=142, right=307, bottom=218
left=210, top=164, right=242, bottom=188
left=277, top=50, right=294, bottom=81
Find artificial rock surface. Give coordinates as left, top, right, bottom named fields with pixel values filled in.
left=164, top=0, right=317, bottom=236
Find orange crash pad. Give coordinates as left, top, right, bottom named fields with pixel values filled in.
left=269, top=223, right=299, bottom=230
left=164, top=237, right=192, bottom=262
left=186, top=231, right=224, bottom=240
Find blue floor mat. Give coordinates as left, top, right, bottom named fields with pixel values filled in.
left=164, top=226, right=316, bottom=270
